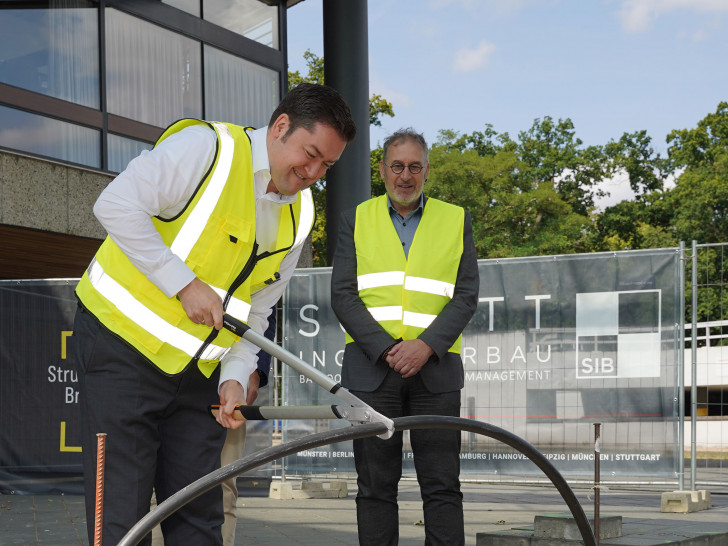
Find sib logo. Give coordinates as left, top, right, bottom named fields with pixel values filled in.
left=581, top=356, right=615, bottom=376
left=575, top=290, right=661, bottom=379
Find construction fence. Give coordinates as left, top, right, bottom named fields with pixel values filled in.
left=0, top=244, right=725, bottom=494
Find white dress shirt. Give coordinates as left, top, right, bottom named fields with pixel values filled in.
left=94, top=124, right=305, bottom=395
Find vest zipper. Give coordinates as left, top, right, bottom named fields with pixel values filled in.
left=191, top=203, right=297, bottom=365
left=191, top=241, right=260, bottom=364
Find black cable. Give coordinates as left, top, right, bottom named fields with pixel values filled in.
left=118, top=417, right=596, bottom=546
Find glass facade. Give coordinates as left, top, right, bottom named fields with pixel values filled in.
left=204, top=0, right=279, bottom=49
left=106, top=9, right=202, bottom=128
left=204, top=45, right=279, bottom=127
left=161, top=0, right=279, bottom=48
left=0, top=2, right=283, bottom=173
left=0, top=104, right=99, bottom=167
left=107, top=133, right=154, bottom=174
left=0, top=4, right=99, bottom=108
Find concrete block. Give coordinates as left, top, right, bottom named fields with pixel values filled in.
left=293, top=480, right=348, bottom=499
left=327, top=480, right=349, bottom=497
left=660, top=490, right=711, bottom=513
left=268, top=481, right=293, bottom=499
left=534, top=514, right=622, bottom=541
left=269, top=480, right=348, bottom=500
left=300, top=481, right=324, bottom=492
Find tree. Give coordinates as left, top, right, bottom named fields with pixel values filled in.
left=666, top=148, right=728, bottom=244
left=663, top=103, right=728, bottom=344
left=662, top=102, right=728, bottom=244
left=667, top=101, right=728, bottom=171
left=428, top=130, right=589, bottom=258
left=603, top=130, right=668, bottom=198
left=583, top=128, right=676, bottom=251
left=515, top=117, right=612, bottom=216
left=288, top=50, right=394, bottom=265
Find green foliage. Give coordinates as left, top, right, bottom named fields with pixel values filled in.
left=428, top=131, right=590, bottom=258
left=604, top=130, right=668, bottom=197
left=369, top=94, right=394, bottom=127
left=514, top=117, right=613, bottom=215
left=661, top=102, right=728, bottom=245
left=288, top=50, right=324, bottom=86
left=667, top=102, right=728, bottom=170
left=665, top=150, right=728, bottom=244
left=370, top=146, right=385, bottom=197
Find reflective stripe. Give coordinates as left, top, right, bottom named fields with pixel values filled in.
left=403, top=310, right=437, bottom=329
left=357, top=271, right=405, bottom=291
left=200, top=344, right=229, bottom=361
left=404, top=276, right=455, bottom=298
left=87, top=259, right=227, bottom=360
left=367, top=306, right=403, bottom=322
left=210, top=286, right=251, bottom=323
left=370, top=308, right=438, bottom=328
left=170, top=122, right=234, bottom=261
left=294, top=188, right=315, bottom=248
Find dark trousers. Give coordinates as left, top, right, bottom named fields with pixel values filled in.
left=72, top=307, right=226, bottom=546
left=351, top=369, right=464, bottom=546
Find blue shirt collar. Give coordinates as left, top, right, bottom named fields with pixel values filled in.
left=386, top=193, right=425, bottom=220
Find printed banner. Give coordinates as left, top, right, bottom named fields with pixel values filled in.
left=281, top=249, right=681, bottom=477
left=0, top=280, right=82, bottom=494
left=0, top=280, right=271, bottom=494
left=0, top=248, right=681, bottom=492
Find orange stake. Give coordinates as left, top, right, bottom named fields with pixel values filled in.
left=94, top=433, right=107, bottom=546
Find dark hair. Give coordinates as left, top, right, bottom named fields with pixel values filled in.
left=382, top=128, right=429, bottom=164
left=268, top=83, right=357, bottom=143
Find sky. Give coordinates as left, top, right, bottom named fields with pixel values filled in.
left=287, top=0, right=728, bottom=207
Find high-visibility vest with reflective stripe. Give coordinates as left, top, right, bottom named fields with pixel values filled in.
left=346, top=195, right=464, bottom=353
left=76, top=119, right=314, bottom=377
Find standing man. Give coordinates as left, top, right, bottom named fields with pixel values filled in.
left=72, top=83, right=355, bottom=545
left=331, top=128, right=479, bottom=545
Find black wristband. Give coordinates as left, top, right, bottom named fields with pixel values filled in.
left=380, top=342, right=397, bottom=360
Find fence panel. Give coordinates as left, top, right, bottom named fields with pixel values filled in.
left=6, top=245, right=726, bottom=490
left=690, top=242, right=728, bottom=485
left=281, top=249, right=682, bottom=481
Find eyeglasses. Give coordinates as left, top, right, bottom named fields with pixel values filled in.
left=386, top=162, right=425, bottom=175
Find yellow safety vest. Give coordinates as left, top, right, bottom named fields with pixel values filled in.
left=76, top=119, right=314, bottom=377
left=347, top=195, right=464, bottom=353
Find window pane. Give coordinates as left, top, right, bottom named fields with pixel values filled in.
left=0, top=4, right=99, bottom=108
left=0, top=105, right=99, bottom=168
left=204, top=45, right=278, bottom=127
left=162, top=0, right=200, bottom=17
left=108, top=133, right=154, bottom=174
left=106, top=9, right=202, bottom=128
left=203, top=0, right=278, bottom=49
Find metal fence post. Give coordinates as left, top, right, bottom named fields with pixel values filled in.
left=678, top=242, right=686, bottom=491
left=691, top=240, right=698, bottom=491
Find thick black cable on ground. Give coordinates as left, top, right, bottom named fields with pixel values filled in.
left=118, top=417, right=596, bottom=546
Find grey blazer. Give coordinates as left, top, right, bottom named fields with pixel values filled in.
left=330, top=202, right=480, bottom=394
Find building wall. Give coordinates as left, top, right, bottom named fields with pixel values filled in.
left=1, top=149, right=111, bottom=239
left=0, top=149, right=110, bottom=279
